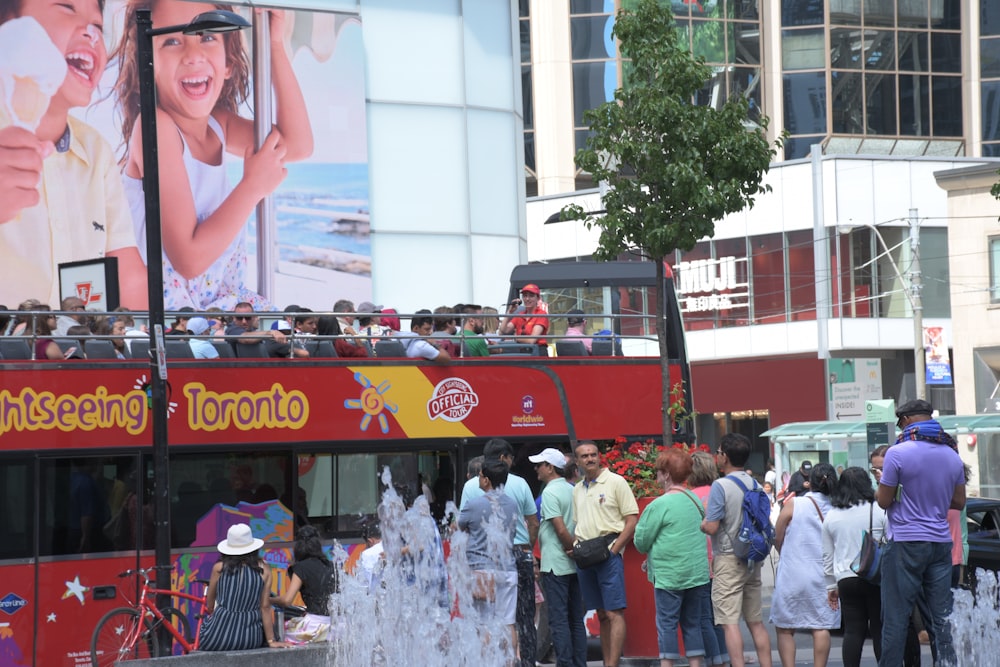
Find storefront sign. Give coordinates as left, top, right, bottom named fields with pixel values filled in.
left=675, top=256, right=749, bottom=312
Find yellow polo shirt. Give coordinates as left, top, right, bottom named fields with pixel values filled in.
left=0, top=116, right=137, bottom=307
left=572, top=468, right=639, bottom=541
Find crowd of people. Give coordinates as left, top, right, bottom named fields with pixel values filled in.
left=0, top=284, right=605, bottom=362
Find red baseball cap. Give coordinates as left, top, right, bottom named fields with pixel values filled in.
left=521, top=284, right=540, bottom=295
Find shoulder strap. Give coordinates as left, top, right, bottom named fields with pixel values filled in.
left=868, top=501, right=874, bottom=532
left=806, top=496, right=824, bottom=522
left=674, top=489, right=706, bottom=518
left=727, top=474, right=754, bottom=495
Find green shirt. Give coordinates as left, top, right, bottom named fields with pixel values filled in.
left=459, top=329, right=489, bottom=357
left=633, top=489, right=709, bottom=590
left=539, top=477, right=576, bottom=575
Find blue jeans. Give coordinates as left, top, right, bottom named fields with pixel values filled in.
left=879, top=540, right=954, bottom=667
left=700, top=580, right=727, bottom=665
left=540, top=572, right=587, bottom=667
left=654, top=584, right=706, bottom=660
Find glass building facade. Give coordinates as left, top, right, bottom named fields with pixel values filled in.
left=521, top=0, right=974, bottom=187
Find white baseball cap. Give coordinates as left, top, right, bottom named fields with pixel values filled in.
left=528, top=448, right=567, bottom=469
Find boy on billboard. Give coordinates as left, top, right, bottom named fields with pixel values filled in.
left=0, top=0, right=148, bottom=309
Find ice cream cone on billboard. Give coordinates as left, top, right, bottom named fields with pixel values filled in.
left=0, top=17, right=67, bottom=131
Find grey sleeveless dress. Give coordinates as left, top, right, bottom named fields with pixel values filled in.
left=198, top=564, right=265, bottom=651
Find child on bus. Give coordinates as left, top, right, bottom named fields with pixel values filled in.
left=112, top=0, right=313, bottom=311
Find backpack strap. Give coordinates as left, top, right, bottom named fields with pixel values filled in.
left=727, top=473, right=755, bottom=495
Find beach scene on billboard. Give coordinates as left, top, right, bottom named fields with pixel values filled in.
left=0, top=0, right=369, bottom=312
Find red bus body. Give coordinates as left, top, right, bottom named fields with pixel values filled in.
left=0, top=356, right=674, bottom=666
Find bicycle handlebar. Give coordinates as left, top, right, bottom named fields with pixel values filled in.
left=116, top=564, right=175, bottom=580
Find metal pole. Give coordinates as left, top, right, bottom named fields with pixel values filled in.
left=253, top=15, right=275, bottom=300
left=811, top=144, right=830, bottom=360
left=136, top=8, right=172, bottom=641
left=909, top=208, right=925, bottom=400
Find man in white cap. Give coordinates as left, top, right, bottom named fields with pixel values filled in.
left=186, top=317, right=219, bottom=359
left=531, top=447, right=586, bottom=667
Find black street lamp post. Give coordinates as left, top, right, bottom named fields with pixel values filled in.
left=135, top=8, right=250, bottom=647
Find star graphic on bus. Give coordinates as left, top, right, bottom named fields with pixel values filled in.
left=344, top=372, right=397, bottom=434
left=134, top=375, right=178, bottom=417
left=62, top=576, right=88, bottom=605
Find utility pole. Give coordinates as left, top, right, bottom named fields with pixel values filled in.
left=909, top=208, right=925, bottom=400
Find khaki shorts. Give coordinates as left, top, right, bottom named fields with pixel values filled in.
left=711, top=553, right=763, bottom=625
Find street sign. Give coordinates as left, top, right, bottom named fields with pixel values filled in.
left=865, top=399, right=895, bottom=451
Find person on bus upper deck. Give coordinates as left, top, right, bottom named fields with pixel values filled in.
left=397, top=310, right=451, bottom=365
left=564, top=309, right=593, bottom=353
left=431, top=306, right=460, bottom=357
left=269, top=320, right=309, bottom=359
left=225, top=302, right=297, bottom=356
left=459, top=304, right=490, bottom=357
left=187, top=317, right=219, bottom=359
left=54, top=296, right=87, bottom=336
left=356, top=301, right=388, bottom=354
left=500, top=284, right=549, bottom=350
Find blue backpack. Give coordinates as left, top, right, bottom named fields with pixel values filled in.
left=727, top=475, right=776, bottom=564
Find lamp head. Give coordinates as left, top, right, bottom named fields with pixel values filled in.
left=182, top=9, right=250, bottom=34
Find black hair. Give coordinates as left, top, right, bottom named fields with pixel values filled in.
left=809, top=462, right=838, bottom=496
left=219, top=552, right=261, bottom=573
left=360, top=519, right=381, bottom=541
left=410, top=310, right=434, bottom=330
left=719, top=433, right=751, bottom=467
left=870, top=445, right=889, bottom=460
left=293, top=307, right=315, bottom=328
left=293, top=525, right=331, bottom=567
left=483, top=438, right=514, bottom=461
left=480, top=459, right=510, bottom=489
left=831, top=466, right=875, bottom=508
left=316, top=315, right=341, bottom=337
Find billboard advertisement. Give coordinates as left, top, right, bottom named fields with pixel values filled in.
left=0, top=0, right=369, bottom=313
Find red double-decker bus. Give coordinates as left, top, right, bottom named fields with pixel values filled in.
left=0, top=346, right=682, bottom=666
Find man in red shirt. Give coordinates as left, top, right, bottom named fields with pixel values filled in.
left=500, top=284, right=549, bottom=351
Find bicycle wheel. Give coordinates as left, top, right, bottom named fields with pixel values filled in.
left=154, top=606, right=192, bottom=653
left=91, top=607, right=158, bottom=667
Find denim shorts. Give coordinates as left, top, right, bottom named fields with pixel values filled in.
left=577, top=551, right=627, bottom=611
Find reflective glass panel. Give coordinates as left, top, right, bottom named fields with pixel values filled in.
left=0, top=459, right=32, bottom=559
left=984, top=143, right=1000, bottom=157
left=983, top=82, right=1000, bottom=140
left=784, top=72, right=828, bottom=134
left=518, top=0, right=529, bottom=18
left=865, top=30, right=896, bottom=70
left=787, top=230, right=816, bottom=321
left=832, top=71, right=864, bottom=133
left=782, top=0, right=825, bottom=26
left=864, top=0, right=895, bottom=26
left=733, top=66, right=763, bottom=122
left=982, top=38, right=1000, bottom=79
left=866, top=72, right=897, bottom=134
left=930, top=32, right=961, bottom=73
left=920, top=228, right=951, bottom=318
left=784, top=134, right=825, bottom=159
left=751, top=233, right=787, bottom=324
left=830, top=0, right=862, bottom=25
left=899, top=74, right=930, bottom=135
left=897, top=0, right=928, bottom=28
left=734, top=22, right=761, bottom=65
left=928, top=0, right=961, bottom=30
left=571, top=16, right=614, bottom=60
left=524, top=132, right=535, bottom=173
left=714, top=237, right=751, bottom=328
left=573, top=61, right=616, bottom=126
left=831, top=28, right=862, bottom=69
left=931, top=76, right=962, bottom=136
left=783, top=28, right=825, bottom=69
left=984, top=3, right=1000, bottom=37
left=522, top=66, right=533, bottom=130
left=692, top=19, right=727, bottom=62
left=991, top=237, right=1000, bottom=303
left=570, top=0, right=609, bottom=14
left=520, top=19, right=530, bottom=63
left=727, top=0, right=759, bottom=20
left=898, top=31, right=930, bottom=71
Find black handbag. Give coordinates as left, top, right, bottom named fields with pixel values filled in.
left=572, top=533, right=618, bottom=569
left=850, top=503, right=886, bottom=584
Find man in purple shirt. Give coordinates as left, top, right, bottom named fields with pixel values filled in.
left=876, top=399, right=966, bottom=667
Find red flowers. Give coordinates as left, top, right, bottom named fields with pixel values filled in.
left=599, top=438, right=711, bottom=498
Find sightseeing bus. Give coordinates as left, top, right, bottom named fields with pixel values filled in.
left=0, top=340, right=684, bottom=666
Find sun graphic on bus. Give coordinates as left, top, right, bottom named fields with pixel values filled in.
left=344, top=372, right=398, bottom=434
left=134, top=375, right=178, bottom=417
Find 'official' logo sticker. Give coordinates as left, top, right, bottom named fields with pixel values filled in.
left=427, top=378, right=479, bottom=422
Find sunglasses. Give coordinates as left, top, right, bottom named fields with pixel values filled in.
left=233, top=315, right=252, bottom=322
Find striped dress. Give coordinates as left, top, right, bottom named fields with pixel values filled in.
left=198, top=564, right=265, bottom=651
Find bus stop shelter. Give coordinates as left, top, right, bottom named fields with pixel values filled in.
left=762, top=415, right=1000, bottom=497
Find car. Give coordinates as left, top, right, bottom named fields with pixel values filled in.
left=966, top=497, right=1000, bottom=590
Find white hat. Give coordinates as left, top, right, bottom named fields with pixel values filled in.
left=528, top=447, right=567, bottom=469
left=276, top=320, right=293, bottom=332
left=217, top=523, right=263, bottom=555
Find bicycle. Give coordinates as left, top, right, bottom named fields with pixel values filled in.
left=90, top=565, right=208, bottom=667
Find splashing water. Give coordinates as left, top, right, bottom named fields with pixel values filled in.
left=950, top=569, right=1000, bottom=666
left=325, top=468, right=517, bottom=666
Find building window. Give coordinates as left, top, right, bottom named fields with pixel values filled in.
left=990, top=237, right=1000, bottom=303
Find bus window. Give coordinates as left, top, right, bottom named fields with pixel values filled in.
left=170, top=452, right=292, bottom=548
left=0, top=458, right=33, bottom=559
left=39, top=456, right=140, bottom=555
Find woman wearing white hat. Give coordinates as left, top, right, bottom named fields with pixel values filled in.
left=198, top=524, right=292, bottom=650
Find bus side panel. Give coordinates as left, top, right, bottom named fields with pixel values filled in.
left=0, top=563, right=33, bottom=666
left=36, top=556, right=142, bottom=667
left=555, top=362, right=670, bottom=439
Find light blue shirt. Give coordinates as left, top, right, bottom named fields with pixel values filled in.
left=461, top=472, right=535, bottom=546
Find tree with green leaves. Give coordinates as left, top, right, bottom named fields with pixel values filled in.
left=562, top=0, right=782, bottom=442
